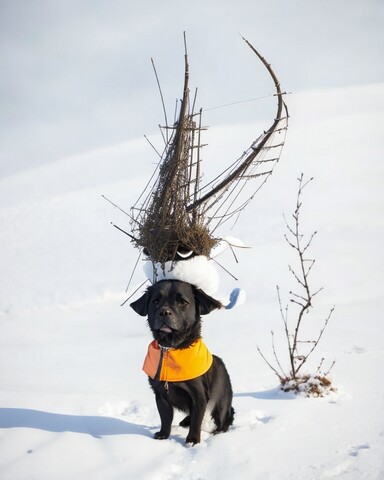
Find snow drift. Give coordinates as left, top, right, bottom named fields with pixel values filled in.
left=0, top=84, right=383, bottom=479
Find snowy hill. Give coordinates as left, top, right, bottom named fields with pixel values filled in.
left=0, top=84, right=383, bottom=479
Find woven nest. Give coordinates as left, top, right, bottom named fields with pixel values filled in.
left=135, top=217, right=217, bottom=265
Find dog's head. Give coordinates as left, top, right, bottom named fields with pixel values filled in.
left=130, top=280, right=222, bottom=349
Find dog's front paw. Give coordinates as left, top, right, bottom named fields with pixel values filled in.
left=154, top=431, right=170, bottom=440
left=185, top=434, right=200, bottom=445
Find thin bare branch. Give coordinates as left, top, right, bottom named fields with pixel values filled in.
left=324, top=360, right=336, bottom=377
left=302, top=231, right=317, bottom=254
left=271, top=330, right=288, bottom=379
left=288, top=265, right=306, bottom=288
left=257, top=346, right=285, bottom=382
left=284, top=234, right=299, bottom=251
left=277, top=286, right=291, bottom=350
left=289, top=291, right=308, bottom=303
left=295, top=306, right=335, bottom=375
left=315, top=358, right=325, bottom=376
left=289, top=299, right=306, bottom=309
left=304, top=259, right=316, bottom=278
left=312, top=286, right=324, bottom=298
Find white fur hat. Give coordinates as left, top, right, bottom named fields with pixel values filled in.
left=144, top=254, right=245, bottom=309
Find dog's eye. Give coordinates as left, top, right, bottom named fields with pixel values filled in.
left=178, top=298, right=189, bottom=307
left=152, top=298, right=159, bottom=305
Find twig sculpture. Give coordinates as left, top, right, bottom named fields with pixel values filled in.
left=129, top=35, right=288, bottom=266
left=118, top=34, right=289, bottom=306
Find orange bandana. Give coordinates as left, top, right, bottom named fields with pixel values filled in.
left=143, top=338, right=213, bottom=382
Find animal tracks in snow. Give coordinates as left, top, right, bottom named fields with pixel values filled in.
left=346, top=345, right=368, bottom=355
left=347, top=442, right=370, bottom=457
left=235, top=409, right=274, bottom=431
left=98, top=400, right=157, bottom=426
left=321, top=442, right=371, bottom=478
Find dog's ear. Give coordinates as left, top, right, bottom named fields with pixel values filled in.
left=194, top=288, right=222, bottom=316
left=130, top=291, right=149, bottom=317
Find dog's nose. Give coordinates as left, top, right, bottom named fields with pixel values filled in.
left=159, top=308, right=172, bottom=317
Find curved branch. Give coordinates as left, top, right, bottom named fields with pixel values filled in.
left=186, top=38, right=288, bottom=212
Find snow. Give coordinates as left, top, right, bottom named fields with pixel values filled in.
left=0, top=83, right=383, bottom=479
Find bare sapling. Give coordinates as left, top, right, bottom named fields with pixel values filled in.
left=258, top=174, right=336, bottom=397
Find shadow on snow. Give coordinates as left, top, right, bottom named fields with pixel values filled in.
left=234, top=386, right=296, bottom=400
left=0, top=408, right=153, bottom=439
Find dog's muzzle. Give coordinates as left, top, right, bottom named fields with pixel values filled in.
left=155, top=308, right=177, bottom=333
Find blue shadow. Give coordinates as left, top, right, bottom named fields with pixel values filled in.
left=234, top=386, right=296, bottom=400
left=0, top=408, right=153, bottom=439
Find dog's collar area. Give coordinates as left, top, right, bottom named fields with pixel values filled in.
left=143, top=338, right=213, bottom=382
left=159, top=344, right=172, bottom=352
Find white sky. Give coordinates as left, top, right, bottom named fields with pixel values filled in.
left=0, top=0, right=383, bottom=176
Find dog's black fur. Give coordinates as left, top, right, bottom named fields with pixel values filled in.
left=131, top=280, right=234, bottom=444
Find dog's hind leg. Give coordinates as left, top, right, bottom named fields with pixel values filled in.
left=179, top=415, right=190, bottom=428
left=211, top=404, right=235, bottom=434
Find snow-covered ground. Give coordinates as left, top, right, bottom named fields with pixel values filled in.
left=0, top=83, right=383, bottom=479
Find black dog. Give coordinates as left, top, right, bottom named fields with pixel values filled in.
left=130, top=280, right=234, bottom=445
